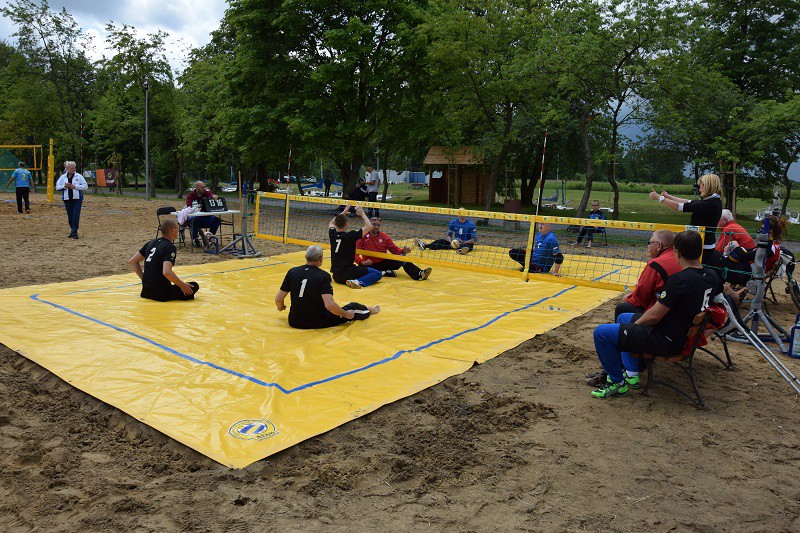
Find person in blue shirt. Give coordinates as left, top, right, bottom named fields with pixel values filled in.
left=6, top=162, right=34, bottom=214
left=509, top=222, right=563, bottom=275
left=414, top=208, right=477, bottom=255
left=572, top=199, right=606, bottom=248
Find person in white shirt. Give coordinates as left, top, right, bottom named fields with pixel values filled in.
left=55, top=161, right=89, bottom=239
left=365, top=165, right=381, bottom=218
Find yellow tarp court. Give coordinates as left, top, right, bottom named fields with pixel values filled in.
left=0, top=251, right=633, bottom=467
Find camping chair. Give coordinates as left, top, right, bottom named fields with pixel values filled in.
left=633, top=303, right=729, bottom=408
left=155, top=206, right=188, bottom=248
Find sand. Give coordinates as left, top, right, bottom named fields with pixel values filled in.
left=1, top=191, right=799, bottom=531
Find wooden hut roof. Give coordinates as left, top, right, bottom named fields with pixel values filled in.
left=423, top=146, right=483, bottom=165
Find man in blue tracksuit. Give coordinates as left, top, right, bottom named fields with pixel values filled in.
left=414, top=207, right=477, bottom=255
left=573, top=199, right=606, bottom=247
left=6, top=162, right=34, bottom=213
left=509, top=222, right=564, bottom=275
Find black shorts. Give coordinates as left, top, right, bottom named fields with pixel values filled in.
left=332, top=265, right=370, bottom=285
left=141, top=282, right=200, bottom=302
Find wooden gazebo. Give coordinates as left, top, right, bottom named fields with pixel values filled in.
left=423, top=146, right=488, bottom=206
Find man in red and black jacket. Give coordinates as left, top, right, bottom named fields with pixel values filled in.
left=716, top=209, right=755, bottom=253
left=185, top=181, right=221, bottom=246
left=356, top=217, right=432, bottom=281
left=615, top=229, right=681, bottom=318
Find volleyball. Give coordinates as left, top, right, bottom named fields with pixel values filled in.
left=451, top=239, right=461, bottom=249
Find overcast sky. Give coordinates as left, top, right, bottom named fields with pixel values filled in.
left=0, top=0, right=228, bottom=73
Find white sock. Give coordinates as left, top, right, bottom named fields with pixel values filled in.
left=625, top=370, right=638, bottom=378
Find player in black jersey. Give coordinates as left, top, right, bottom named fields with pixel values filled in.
left=328, top=204, right=382, bottom=289
left=650, top=173, right=723, bottom=263
left=128, top=219, right=199, bottom=302
left=590, top=230, right=723, bottom=398
left=275, top=245, right=380, bottom=329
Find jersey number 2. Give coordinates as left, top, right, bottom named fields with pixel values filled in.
left=145, top=248, right=157, bottom=262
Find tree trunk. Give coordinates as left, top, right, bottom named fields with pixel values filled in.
left=577, top=115, right=595, bottom=218
left=484, top=103, right=514, bottom=211
left=607, top=128, right=620, bottom=220
left=381, top=148, right=390, bottom=201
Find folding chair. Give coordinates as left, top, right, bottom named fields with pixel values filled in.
left=155, top=206, right=188, bottom=248
left=634, top=303, right=729, bottom=408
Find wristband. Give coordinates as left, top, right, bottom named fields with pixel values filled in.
left=659, top=195, right=665, bottom=202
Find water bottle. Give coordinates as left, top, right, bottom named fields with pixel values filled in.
left=789, top=313, right=800, bottom=358
left=192, top=200, right=199, bottom=213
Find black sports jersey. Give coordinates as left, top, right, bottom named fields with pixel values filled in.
left=653, top=266, right=722, bottom=349
left=329, top=227, right=363, bottom=273
left=681, top=194, right=722, bottom=248
left=280, top=264, right=337, bottom=329
left=139, top=238, right=177, bottom=289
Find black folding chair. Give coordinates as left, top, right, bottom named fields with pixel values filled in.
left=155, top=206, right=187, bottom=247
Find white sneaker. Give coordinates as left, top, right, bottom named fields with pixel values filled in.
left=346, top=280, right=362, bottom=289
left=419, top=267, right=432, bottom=280
left=414, top=237, right=425, bottom=251
left=457, top=247, right=468, bottom=255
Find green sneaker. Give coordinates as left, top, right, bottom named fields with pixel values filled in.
left=591, top=379, right=629, bottom=398
left=624, top=375, right=640, bottom=389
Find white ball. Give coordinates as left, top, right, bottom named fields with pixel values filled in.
left=451, top=239, right=461, bottom=249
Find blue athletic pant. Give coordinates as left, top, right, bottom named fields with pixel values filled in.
left=356, top=267, right=382, bottom=287
left=64, top=198, right=82, bottom=235
left=592, top=313, right=639, bottom=384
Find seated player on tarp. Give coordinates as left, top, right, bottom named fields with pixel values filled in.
left=589, top=230, right=723, bottom=399
left=128, top=219, right=199, bottom=302
left=275, top=245, right=380, bottom=329
left=508, top=221, right=563, bottom=275
left=356, top=217, right=432, bottom=281
left=413, top=207, right=476, bottom=255
left=329, top=204, right=383, bottom=289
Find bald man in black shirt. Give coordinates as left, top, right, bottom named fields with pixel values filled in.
left=129, top=219, right=199, bottom=301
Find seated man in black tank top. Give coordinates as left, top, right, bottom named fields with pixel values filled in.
left=129, top=219, right=199, bottom=301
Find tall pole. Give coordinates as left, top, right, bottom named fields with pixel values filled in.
left=286, top=144, right=292, bottom=194
left=534, top=129, right=549, bottom=217
left=144, top=79, right=150, bottom=200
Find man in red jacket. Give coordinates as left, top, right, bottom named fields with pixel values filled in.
left=356, top=218, right=432, bottom=281
left=716, top=209, right=756, bottom=253
left=615, top=229, right=681, bottom=318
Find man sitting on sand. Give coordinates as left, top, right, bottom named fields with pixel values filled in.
left=275, top=245, right=380, bottom=329
left=128, top=219, right=199, bottom=301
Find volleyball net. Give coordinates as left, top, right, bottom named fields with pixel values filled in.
left=254, top=193, right=696, bottom=291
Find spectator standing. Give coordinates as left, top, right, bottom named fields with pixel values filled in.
left=55, top=161, right=88, bottom=239
left=6, top=162, right=34, bottom=213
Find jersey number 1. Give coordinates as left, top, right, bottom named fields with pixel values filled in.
left=299, top=278, right=307, bottom=298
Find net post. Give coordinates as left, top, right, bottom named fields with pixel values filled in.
left=521, top=216, right=537, bottom=280
left=253, top=192, right=261, bottom=236
left=47, top=138, right=54, bottom=203
left=282, top=193, right=291, bottom=243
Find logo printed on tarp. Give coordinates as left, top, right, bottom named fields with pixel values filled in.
left=229, top=419, right=279, bottom=441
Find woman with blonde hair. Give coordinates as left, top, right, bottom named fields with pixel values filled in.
left=650, top=173, right=723, bottom=262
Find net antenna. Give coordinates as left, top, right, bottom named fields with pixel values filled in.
left=533, top=129, right=548, bottom=218
left=0, top=144, right=42, bottom=171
